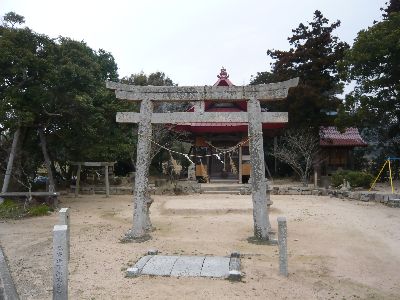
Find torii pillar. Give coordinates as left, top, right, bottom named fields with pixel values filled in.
left=129, top=99, right=153, bottom=238
left=248, top=97, right=271, bottom=237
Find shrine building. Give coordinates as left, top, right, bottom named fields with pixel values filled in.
left=173, top=68, right=286, bottom=183
left=318, top=126, right=367, bottom=175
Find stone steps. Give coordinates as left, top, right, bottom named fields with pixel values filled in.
left=201, top=190, right=241, bottom=195
left=209, top=179, right=238, bottom=184
left=200, top=185, right=244, bottom=191
left=200, top=183, right=248, bottom=195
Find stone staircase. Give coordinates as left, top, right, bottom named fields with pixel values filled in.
left=200, top=183, right=249, bottom=195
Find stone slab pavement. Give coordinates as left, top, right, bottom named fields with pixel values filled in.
left=0, top=246, right=19, bottom=300
left=129, top=255, right=235, bottom=278
left=141, top=255, right=180, bottom=276
left=170, top=256, right=205, bottom=277
left=200, top=256, right=230, bottom=277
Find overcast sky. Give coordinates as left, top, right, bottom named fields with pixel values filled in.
left=1, top=0, right=387, bottom=86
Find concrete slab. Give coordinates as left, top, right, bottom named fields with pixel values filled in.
left=141, top=255, right=179, bottom=276
left=170, top=256, right=205, bottom=277
left=200, top=256, right=230, bottom=278
left=128, top=255, right=234, bottom=279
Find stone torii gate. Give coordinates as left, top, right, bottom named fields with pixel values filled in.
left=106, top=78, right=298, bottom=241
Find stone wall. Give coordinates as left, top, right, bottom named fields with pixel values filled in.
left=270, top=186, right=400, bottom=208
left=68, top=186, right=133, bottom=195
left=67, top=181, right=400, bottom=208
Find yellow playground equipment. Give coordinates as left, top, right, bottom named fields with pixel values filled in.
left=369, top=157, right=400, bottom=194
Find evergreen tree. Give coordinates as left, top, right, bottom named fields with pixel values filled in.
left=252, top=10, right=349, bottom=129
left=382, top=0, right=400, bottom=18
left=0, top=12, right=137, bottom=185
left=338, top=2, right=400, bottom=159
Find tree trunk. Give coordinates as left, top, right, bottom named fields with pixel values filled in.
left=38, top=128, right=56, bottom=193
left=1, top=128, right=21, bottom=194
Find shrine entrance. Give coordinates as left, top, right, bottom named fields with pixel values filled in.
left=106, top=75, right=298, bottom=241
left=209, top=147, right=239, bottom=181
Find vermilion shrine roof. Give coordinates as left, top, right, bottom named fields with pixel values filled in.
left=173, top=68, right=286, bottom=133
left=319, top=127, right=367, bottom=147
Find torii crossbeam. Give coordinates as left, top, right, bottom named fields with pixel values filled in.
left=106, top=78, right=298, bottom=241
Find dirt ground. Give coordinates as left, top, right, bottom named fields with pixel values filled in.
left=1, top=192, right=400, bottom=300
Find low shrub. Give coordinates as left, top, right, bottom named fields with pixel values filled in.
left=28, top=204, right=51, bottom=217
left=332, top=170, right=373, bottom=188
left=0, top=199, right=51, bottom=219
left=0, top=199, right=24, bottom=219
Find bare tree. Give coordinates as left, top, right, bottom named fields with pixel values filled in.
left=273, top=129, right=320, bottom=186
left=149, top=102, right=189, bottom=160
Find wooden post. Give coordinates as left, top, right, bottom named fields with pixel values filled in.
left=314, top=169, right=318, bottom=188
left=248, top=97, right=271, bottom=240
left=274, top=136, right=278, bottom=174
left=1, top=128, right=21, bottom=194
left=238, top=146, right=243, bottom=184
left=75, top=164, right=81, bottom=198
left=105, top=166, right=110, bottom=197
left=128, top=99, right=153, bottom=239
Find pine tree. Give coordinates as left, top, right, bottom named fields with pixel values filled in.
left=252, top=10, right=349, bottom=129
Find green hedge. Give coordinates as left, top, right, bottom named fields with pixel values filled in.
left=332, top=170, right=373, bottom=188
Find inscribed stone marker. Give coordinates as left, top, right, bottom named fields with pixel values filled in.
left=53, top=225, right=68, bottom=300
left=278, top=216, right=288, bottom=277
left=59, top=208, right=70, bottom=259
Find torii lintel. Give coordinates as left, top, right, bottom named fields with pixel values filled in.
left=106, top=78, right=299, bottom=102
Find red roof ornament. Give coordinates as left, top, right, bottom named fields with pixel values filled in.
left=214, top=67, right=233, bottom=87
left=217, top=67, right=229, bottom=79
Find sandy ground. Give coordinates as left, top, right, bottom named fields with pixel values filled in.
left=1, top=192, right=400, bottom=300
